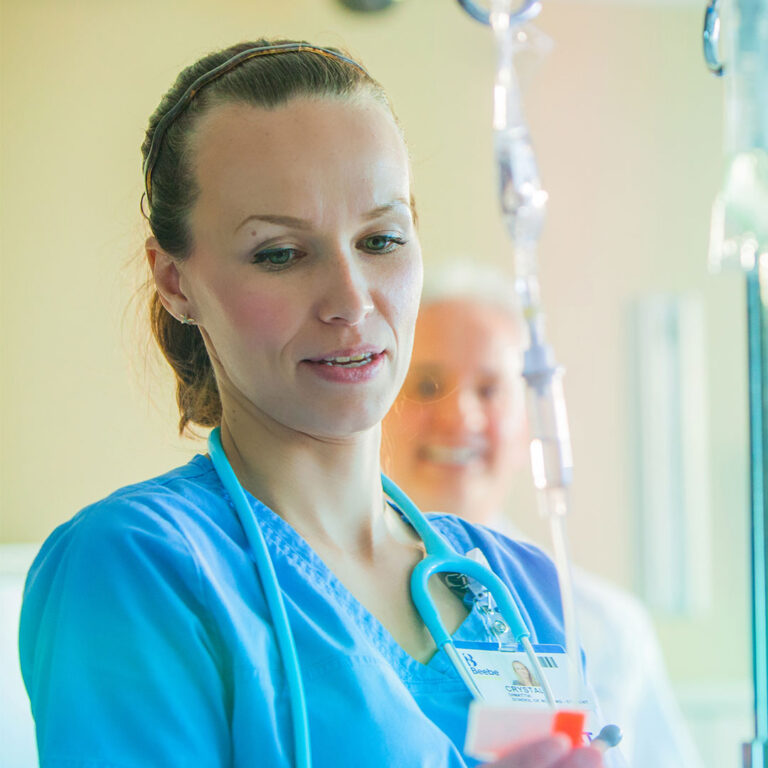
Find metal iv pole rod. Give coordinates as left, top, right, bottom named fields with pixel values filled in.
left=745, top=265, right=768, bottom=768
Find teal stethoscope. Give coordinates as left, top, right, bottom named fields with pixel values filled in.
left=208, top=426, right=556, bottom=768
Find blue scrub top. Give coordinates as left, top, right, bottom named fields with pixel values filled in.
left=19, top=455, right=565, bottom=768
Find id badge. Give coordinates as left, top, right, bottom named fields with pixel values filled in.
left=453, top=640, right=592, bottom=708
left=455, top=640, right=600, bottom=760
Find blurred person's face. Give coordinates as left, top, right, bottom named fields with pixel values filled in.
left=383, top=298, right=527, bottom=524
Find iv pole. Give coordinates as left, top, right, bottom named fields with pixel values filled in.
left=744, top=240, right=768, bottom=768
left=705, top=1, right=768, bottom=766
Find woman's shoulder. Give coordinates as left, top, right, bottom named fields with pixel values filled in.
left=25, top=455, right=230, bottom=593
left=59, top=453, right=220, bottom=527
left=96, top=452, right=220, bottom=510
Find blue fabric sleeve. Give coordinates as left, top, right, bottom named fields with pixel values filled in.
left=19, top=501, right=231, bottom=768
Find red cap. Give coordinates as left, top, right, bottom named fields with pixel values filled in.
left=552, top=710, right=586, bottom=747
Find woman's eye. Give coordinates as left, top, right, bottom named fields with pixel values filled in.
left=251, top=248, right=303, bottom=270
left=360, top=234, right=406, bottom=253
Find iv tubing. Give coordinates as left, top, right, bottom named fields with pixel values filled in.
left=520, top=635, right=558, bottom=706
left=490, top=0, right=585, bottom=703
left=549, top=503, right=584, bottom=706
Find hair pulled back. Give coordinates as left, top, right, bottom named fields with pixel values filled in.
left=141, top=40, right=391, bottom=434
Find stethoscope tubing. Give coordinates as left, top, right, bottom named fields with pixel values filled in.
left=382, top=474, right=556, bottom=707
left=208, top=428, right=312, bottom=768
left=208, top=427, right=556, bottom=768
left=382, top=475, right=532, bottom=646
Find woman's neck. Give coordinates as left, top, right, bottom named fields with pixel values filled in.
left=219, top=406, right=390, bottom=559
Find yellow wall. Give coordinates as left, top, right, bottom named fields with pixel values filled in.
left=0, top=0, right=749, bottom=711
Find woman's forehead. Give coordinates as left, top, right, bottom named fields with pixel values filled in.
left=189, top=98, right=411, bottom=223
left=192, top=98, right=407, bottom=178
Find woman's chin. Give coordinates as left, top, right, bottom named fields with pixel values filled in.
left=293, top=407, right=389, bottom=443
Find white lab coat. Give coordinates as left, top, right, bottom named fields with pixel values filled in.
left=498, top=523, right=703, bottom=768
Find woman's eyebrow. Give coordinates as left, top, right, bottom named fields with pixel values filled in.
left=361, top=199, right=411, bottom=220
left=235, top=213, right=311, bottom=233
left=235, top=199, right=412, bottom=233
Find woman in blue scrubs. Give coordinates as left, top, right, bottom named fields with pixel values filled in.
left=19, top=40, right=604, bottom=768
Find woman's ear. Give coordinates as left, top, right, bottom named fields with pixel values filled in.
left=145, top=237, right=195, bottom=322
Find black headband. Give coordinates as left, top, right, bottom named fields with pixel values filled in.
left=142, top=43, right=369, bottom=208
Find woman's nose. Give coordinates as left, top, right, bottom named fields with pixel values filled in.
left=317, top=252, right=375, bottom=326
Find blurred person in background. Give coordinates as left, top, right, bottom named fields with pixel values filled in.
left=383, top=262, right=703, bottom=768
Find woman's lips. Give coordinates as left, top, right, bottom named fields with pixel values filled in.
left=301, top=351, right=386, bottom=383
